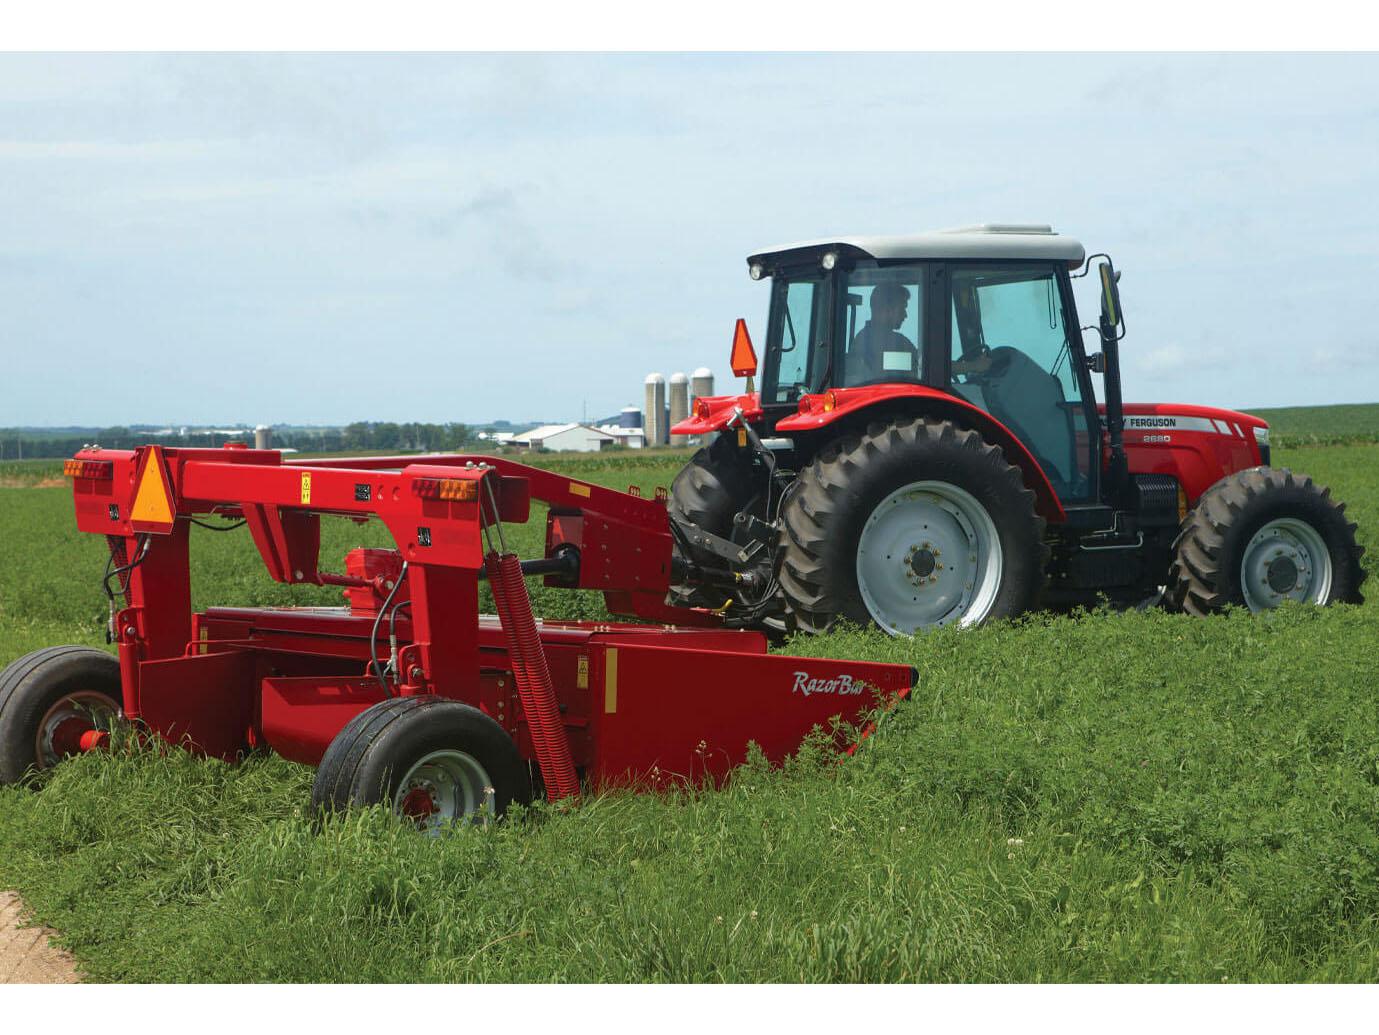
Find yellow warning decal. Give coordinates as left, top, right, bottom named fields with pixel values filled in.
left=569, top=481, right=591, bottom=498
left=130, top=448, right=175, bottom=532
left=604, top=648, right=618, bottom=713
left=300, top=473, right=312, bottom=505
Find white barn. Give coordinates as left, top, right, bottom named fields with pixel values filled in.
left=514, top=423, right=619, bottom=453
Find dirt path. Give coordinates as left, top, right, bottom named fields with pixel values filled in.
left=0, top=891, right=79, bottom=983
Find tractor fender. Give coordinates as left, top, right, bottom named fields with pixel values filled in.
left=670, top=393, right=764, bottom=437
left=775, top=385, right=1067, bottom=523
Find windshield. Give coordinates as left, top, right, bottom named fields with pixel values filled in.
left=838, top=262, right=926, bottom=388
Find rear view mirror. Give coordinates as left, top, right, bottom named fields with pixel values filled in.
left=1098, top=261, right=1123, bottom=332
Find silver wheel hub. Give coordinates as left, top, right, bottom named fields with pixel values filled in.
left=396, top=749, right=496, bottom=835
left=855, top=480, right=1003, bottom=634
left=1240, top=518, right=1333, bottom=611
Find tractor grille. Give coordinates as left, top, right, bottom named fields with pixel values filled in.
left=1132, top=474, right=1181, bottom=526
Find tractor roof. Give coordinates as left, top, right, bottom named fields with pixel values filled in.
left=748, top=224, right=1085, bottom=270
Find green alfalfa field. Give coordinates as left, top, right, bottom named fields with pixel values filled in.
left=1, top=438, right=1378, bottom=982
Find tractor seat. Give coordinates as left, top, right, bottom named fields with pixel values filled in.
left=979, top=348, right=1078, bottom=494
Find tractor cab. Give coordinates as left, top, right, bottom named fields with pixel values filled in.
left=749, top=225, right=1105, bottom=505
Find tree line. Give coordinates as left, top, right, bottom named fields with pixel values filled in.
left=0, top=422, right=474, bottom=461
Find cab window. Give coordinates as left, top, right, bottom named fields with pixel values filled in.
left=839, top=263, right=926, bottom=387
left=949, top=264, right=1093, bottom=499
left=762, top=275, right=828, bottom=404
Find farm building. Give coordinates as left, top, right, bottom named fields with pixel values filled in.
left=596, top=424, right=647, bottom=448
left=513, top=423, right=620, bottom=452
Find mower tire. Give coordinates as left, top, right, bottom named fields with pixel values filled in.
left=668, top=436, right=765, bottom=610
left=311, top=695, right=530, bottom=832
left=777, top=417, right=1048, bottom=635
left=0, top=646, right=121, bottom=785
left=1168, top=466, right=1366, bottom=616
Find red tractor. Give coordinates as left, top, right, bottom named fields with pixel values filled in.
left=666, top=225, right=1366, bottom=635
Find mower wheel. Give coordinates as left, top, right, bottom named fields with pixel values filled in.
left=311, top=695, right=530, bottom=833
left=778, top=417, right=1048, bottom=635
left=1168, top=466, right=1366, bottom=616
left=0, top=646, right=121, bottom=785
left=668, top=436, right=766, bottom=609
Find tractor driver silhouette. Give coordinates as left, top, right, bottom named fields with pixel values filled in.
left=848, top=282, right=917, bottom=384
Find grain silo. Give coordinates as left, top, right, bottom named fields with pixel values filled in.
left=619, top=406, right=642, bottom=429
left=668, top=372, right=690, bottom=446
left=691, top=367, right=714, bottom=405
left=254, top=425, right=272, bottom=450
left=644, top=373, right=666, bottom=447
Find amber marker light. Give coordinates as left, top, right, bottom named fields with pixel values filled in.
left=64, top=459, right=113, bottom=479
left=413, top=478, right=480, bottom=501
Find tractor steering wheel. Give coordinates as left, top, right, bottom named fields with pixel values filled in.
left=954, top=343, right=998, bottom=384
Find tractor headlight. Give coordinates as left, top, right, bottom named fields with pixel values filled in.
left=1253, top=426, right=1270, bottom=447
left=748, top=263, right=765, bottom=281
left=821, top=251, right=838, bottom=271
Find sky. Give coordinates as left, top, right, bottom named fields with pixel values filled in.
left=2, top=52, right=1377, bottom=428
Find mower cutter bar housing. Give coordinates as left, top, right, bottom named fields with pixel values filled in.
left=61, top=443, right=915, bottom=792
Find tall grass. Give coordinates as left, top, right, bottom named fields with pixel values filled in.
left=3, top=604, right=1378, bottom=981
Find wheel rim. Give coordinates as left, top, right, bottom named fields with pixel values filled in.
left=1240, top=518, right=1333, bottom=611
left=395, top=749, right=496, bottom=835
left=855, top=480, right=1003, bottom=634
left=35, top=691, right=118, bottom=768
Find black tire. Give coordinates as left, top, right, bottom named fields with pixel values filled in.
left=667, top=437, right=765, bottom=609
left=1168, top=467, right=1366, bottom=617
left=777, top=418, right=1048, bottom=635
left=311, top=696, right=530, bottom=830
left=0, top=646, right=121, bottom=785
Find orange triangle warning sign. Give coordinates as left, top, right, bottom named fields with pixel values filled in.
left=730, top=318, right=757, bottom=377
left=130, top=447, right=176, bottom=533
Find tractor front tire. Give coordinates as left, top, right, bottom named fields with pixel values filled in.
left=311, top=695, right=530, bottom=833
left=778, top=418, right=1048, bottom=636
left=0, top=646, right=121, bottom=785
left=1168, top=467, right=1366, bottom=616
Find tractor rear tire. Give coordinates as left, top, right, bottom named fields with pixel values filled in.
left=311, top=695, right=530, bottom=833
left=0, top=646, right=121, bottom=785
left=777, top=418, right=1048, bottom=635
left=1168, top=467, right=1366, bottom=616
left=668, top=437, right=764, bottom=610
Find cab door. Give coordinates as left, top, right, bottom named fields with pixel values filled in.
left=943, top=262, right=1099, bottom=502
